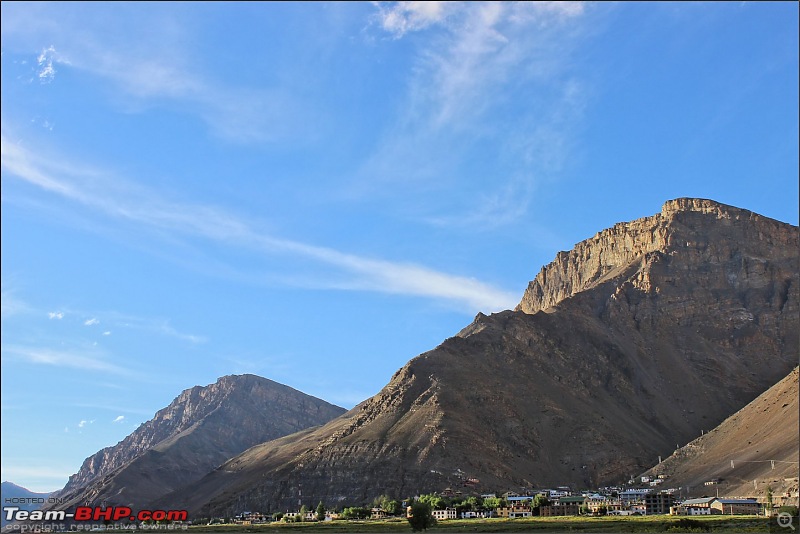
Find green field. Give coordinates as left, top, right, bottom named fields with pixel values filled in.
left=189, top=515, right=770, bottom=533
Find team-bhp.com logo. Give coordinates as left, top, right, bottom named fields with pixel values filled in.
left=4, top=506, right=188, bottom=522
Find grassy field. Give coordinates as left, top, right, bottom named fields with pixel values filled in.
left=189, top=515, right=770, bottom=532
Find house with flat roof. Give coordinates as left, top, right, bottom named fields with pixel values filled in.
left=673, top=497, right=759, bottom=516
left=712, top=498, right=761, bottom=515
left=431, top=508, right=457, bottom=521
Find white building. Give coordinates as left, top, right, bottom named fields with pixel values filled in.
left=432, top=508, right=457, bottom=521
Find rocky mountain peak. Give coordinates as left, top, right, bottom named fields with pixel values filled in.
left=516, top=197, right=797, bottom=315
left=55, top=374, right=345, bottom=507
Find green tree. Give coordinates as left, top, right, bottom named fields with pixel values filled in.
left=384, top=500, right=402, bottom=516
left=579, top=503, right=590, bottom=515
left=407, top=501, right=436, bottom=532
left=341, top=507, right=371, bottom=520
left=295, top=505, right=308, bottom=522
left=767, top=486, right=774, bottom=515
left=419, top=493, right=445, bottom=510
left=272, top=512, right=283, bottom=522
left=482, top=497, right=501, bottom=511
left=372, top=494, right=401, bottom=516
left=455, top=496, right=479, bottom=516
left=316, top=501, right=325, bottom=521
left=531, top=494, right=551, bottom=516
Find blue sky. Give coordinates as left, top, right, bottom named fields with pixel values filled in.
left=1, top=2, right=797, bottom=494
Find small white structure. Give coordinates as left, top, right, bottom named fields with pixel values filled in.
left=432, top=508, right=457, bottom=521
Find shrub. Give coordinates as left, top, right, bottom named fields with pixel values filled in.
left=665, top=518, right=711, bottom=532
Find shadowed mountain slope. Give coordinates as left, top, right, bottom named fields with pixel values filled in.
left=49, top=374, right=345, bottom=509
left=642, top=367, right=799, bottom=504
left=156, top=198, right=798, bottom=516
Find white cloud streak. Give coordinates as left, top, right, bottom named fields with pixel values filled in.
left=2, top=344, right=133, bottom=375
left=36, top=45, right=58, bottom=83
left=1, top=132, right=517, bottom=312
left=48, top=311, right=64, bottom=319
left=84, top=318, right=99, bottom=326
left=363, top=1, right=587, bottom=229
left=376, top=1, right=462, bottom=37
left=2, top=280, right=35, bottom=320
left=2, top=6, right=308, bottom=144
left=112, top=415, right=125, bottom=423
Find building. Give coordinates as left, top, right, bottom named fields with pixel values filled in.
left=620, top=489, right=651, bottom=503
left=645, top=492, right=674, bottom=515
left=431, top=508, right=457, bottom=521
left=557, top=496, right=587, bottom=508
left=548, top=489, right=571, bottom=499
left=496, top=504, right=532, bottom=518
left=370, top=508, right=388, bottom=520
left=540, top=504, right=581, bottom=517
left=460, top=511, right=489, bottom=519
left=711, top=499, right=761, bottom=515
left=673, top=497, right=716, bottom=515
left=587, top=499, right=623, bottom=514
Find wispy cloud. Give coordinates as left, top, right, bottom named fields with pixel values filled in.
left=158, top=322, right=206, bottom=344
left=112, top=415, right=125, bottom=423
left=71, top=402, right=154, bottom=416
left=375, top=0, right=583, bottom=37
left=1, top=281, right=34, bottom=320
left=2, top=344, right=133, bottom=375
left=2, top=5, right=309, bottom=144
left=36, top=45, right=58, bottom=83
left=84, top=318, right=99, bottom=326
left=361, top=2, right=588, bottom=229
left=375, top=1, right=462, bottom=37
left=1, top=132, right=517, bottom=311
left=48, top=311, right=64, bottom=319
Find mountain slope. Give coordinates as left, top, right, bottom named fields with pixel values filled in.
left=157, top=198, right=798, bottom=516
left=50, top=374, right=345, bottom=509
left=642, top=367, right=799, bottom=503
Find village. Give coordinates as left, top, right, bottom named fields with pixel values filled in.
left=216, top=474, right=798, bottom=526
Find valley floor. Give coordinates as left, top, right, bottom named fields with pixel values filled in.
left=189, top=515, right=773, bottom=532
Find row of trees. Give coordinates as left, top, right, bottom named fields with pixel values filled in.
left=247, top=491, right=559, bottom=529
left=417, top=493, right=552, bottom=515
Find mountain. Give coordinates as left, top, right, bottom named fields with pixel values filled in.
left=155, top=198, right=798, bottom=516
left=641, top=367, right=799, bottom=504
left=49, top=374, right=345, bottom=510
left=1, top=482, right=51, bottom=527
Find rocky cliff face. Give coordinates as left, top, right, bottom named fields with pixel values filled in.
left=517, top=198, right=796, bottom=315
left=51, top=374, right=345, bottom=509
left=157, top=198, right=798, bottom=516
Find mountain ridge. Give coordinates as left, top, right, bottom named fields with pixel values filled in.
left=154, top=197, right=798, bottom=516
left=517, top=197, right=795, bottom=314
left=50, top=374, right=345, bottom=510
